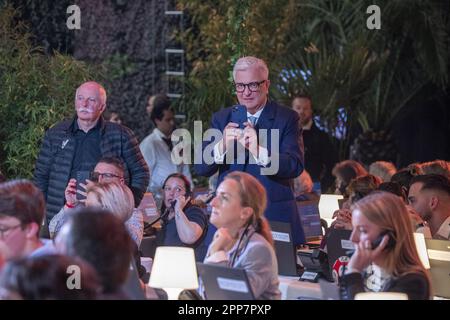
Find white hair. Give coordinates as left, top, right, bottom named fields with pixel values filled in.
left=75, top=81, right=107, bottom=106
left=232, top=56, right=269, bottom=81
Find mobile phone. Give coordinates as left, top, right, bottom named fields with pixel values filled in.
left=372, top=230, right=396, bottom=250
left=76, top=171, right=90, bottom=201
left=231, top=104, right=247, bottom=129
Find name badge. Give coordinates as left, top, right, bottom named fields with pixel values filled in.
left=272, top=231, right=290, bottom=242
left=217, top=277, right=249, bottom=293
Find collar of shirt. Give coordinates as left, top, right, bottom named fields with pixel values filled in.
left=153, top=128, right=171, bottom=140
left=246, top=107, right=265, bottom=124
left=302, top=119, right=313, bottom=131
left=73, top=117, right=102, bottom=134
left=435, top=215, right=450, bottom=240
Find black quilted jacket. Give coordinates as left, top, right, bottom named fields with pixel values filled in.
left=33, top=116, right=150, bottom=222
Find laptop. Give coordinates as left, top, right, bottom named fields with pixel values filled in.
left=325, top=229, right=354, bottom=282
left=196, top=263, right=255, bottom=300
left=297, top=200, right=323, bottom=242
left=425, top=239, right=450, bottom=299
left=269, top=220, right=300, bottom=276
left=319, top=279, right=341, bottom=300
left=122, top=259, right=146, bottom=300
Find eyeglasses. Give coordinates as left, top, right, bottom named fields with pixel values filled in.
left=234, top=80, right=267, bottom=93
left=0, top=224, right=22, bottom=239
left=90, top=171, right=123, bottom=182
left=163, top=186, right=186, bottom=194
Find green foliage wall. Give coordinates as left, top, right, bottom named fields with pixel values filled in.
left=0, top=5, right=101, bottom=178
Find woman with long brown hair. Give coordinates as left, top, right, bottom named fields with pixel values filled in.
left=204, top=171, right=280, bottom=300
left=341, top=191, right=431, bottom=299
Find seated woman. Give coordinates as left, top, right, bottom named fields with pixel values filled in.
left=331, top=174, right=381, bottom=230
left=332, top=160, right=368, bottom=196
left=340, top=191, right=431, bottom=300
left=203, top=171, right=280, bottom=300
left=157, top=173, right=208, bottom=261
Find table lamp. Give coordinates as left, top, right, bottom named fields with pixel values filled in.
left=148, top=246, right=199, bottom=300
left=355, top=292, right=408, bottom=300
left=318, top=194, right=344, bottom=227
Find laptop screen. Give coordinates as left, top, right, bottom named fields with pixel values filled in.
left=197, top=263, right=255, bottom=300
left=326, top=229, right=353, bottom=282
left=269, top=220, right=299, bottom=276
left=425, top=239, right=450, bottom=299
left=297, top=200, right=322, bottom=241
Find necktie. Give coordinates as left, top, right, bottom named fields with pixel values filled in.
left=162, top=137, right=173, bottom=151
left=248, top=116, right=258, bottom=127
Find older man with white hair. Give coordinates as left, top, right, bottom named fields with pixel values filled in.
left=34, top=81, right=149, bottom=237
left=195, top=56, right=306, bottom=245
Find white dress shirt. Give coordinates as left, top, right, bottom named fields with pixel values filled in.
left=139, top=128, right=193, bottom=193
left=435, top=216, right=450, bottom=240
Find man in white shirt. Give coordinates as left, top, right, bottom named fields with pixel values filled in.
left=408, top=174, right=450, bottom=240
left=140, top=95, right=192, bottom=206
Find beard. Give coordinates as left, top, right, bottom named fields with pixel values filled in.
left=421, top=210, right=432, bottom=222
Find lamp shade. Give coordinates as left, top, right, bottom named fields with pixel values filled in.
left=149, top=246, right=199, bottom=299
left=318, top=194, right=344, bottom=226
left=413, top=232, right=431, bottom=269
left=355, top=292, right=408, bottom=300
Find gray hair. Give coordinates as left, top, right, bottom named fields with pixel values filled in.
left=232, top=56, right=269, bottom=81
left=75, top=81, right=107, bottom=106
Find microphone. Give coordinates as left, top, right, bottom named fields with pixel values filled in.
left=164, top=200, right=177, bottom=217
left=204, top=192, right=216, bottom=204
left=148, top=200, right=177, bottom=227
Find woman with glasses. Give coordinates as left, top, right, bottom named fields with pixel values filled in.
left=157, top=173, right=208, bottom=261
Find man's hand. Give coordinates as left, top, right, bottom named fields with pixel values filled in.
left=64, top=178, right=78, bottom=206
left=238, top=121, right=259, bottom=157
left=331, top=209, right=352, bottom=230
left=220, top=122, right=241, bottom=154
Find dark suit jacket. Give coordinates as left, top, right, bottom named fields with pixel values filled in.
left=195, top=101, right=306, bottom=245
left=302, top=122, right=337, bottom=192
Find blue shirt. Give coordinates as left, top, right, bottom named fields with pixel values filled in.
left=30, top=239, right=56, bottom=258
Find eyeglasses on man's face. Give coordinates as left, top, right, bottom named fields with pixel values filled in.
left=0, top=223, right=22, bottom=240
left=234, top=80, right=266, bottom=93
left=89, top=171, right=123, bottom=182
